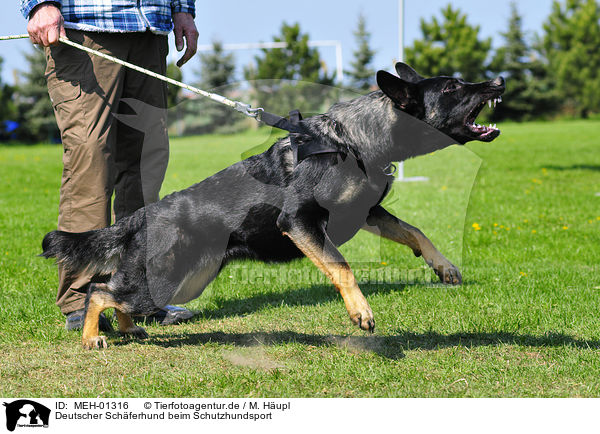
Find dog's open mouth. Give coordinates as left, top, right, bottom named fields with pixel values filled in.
left=466, top=96, right=503, bottom=141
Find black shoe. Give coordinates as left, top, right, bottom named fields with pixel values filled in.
left=65, top=309, right=113, bottom=332
left=132, top=305, right=194, bottom=326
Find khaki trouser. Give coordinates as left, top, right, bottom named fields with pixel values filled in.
left=46, top=29, right=169, bottom=314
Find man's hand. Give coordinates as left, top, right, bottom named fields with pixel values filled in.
left=173, top=12, right=198, bottom=67
left=27, top=3, right=66, bottom=46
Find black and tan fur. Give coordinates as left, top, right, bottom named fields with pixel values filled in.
left=42, top=63, right=505, bottom=349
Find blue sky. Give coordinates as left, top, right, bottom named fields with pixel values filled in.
left=2, top=0, right=554, bottom=85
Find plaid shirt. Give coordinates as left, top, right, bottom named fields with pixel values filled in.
left=20, top=0, right=196, bottom=34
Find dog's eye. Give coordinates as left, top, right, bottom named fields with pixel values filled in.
left=442, top=83, right=461, bottom=94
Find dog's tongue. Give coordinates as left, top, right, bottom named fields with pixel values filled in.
left=469, top=122, right=499, bottom=139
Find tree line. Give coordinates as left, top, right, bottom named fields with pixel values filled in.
left=1, top=0, right=599, bottom=142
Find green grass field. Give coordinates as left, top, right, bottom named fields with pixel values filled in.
left=1, top=120, right=599, bottom=397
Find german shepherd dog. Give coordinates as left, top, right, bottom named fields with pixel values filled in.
left=42, top=63, right=505, bottom=349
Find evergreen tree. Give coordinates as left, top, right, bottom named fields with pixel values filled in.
left=165, top=61, right=182, bottom=109
left=346, top=13, right=376, bottom=91
left=16, top=46, right=58, bottom=142
left=244, top=22, right=336, bottom=116
left=198, top=40, right=236, bottom=89
left=540, top=0, right=600, bottom=117
left=405, top=5, right=491, bottom=80
left=0, top=57, right=18, bottom=141
left=489, top=2, right=559, bottom=121
left=183, top=40, right=239, bottom=134
left=245, top=22, right=334, bottom=85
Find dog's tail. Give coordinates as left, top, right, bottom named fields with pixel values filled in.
left=41, top=216, right=140, bottom=276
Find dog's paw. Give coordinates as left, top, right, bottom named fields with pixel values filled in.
left=120, top=326, right=149, bottom=340
left=349, top=307, right=375, bottom=333
left=82, top=335, right=108, bottom=350
left=434, top=262, right=462, bottom=285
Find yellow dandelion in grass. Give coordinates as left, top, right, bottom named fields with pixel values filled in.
left=493, top=231, right=498, bottom=235
left=531, top=230, right=537, bottom=234
left=472, top=223, right=481, bottom=231
left=381, top=262, right=388, bottom=266
left=542, top=168, right=548, bottom=175
left=597, top=216, right=600, bottom=220
left=493, top=223, right=498, bottom=227
left=505, top=227, right=511, bottom=231
left=531, top=178, right=542, bottom=184
left=441, top=185, right=448, bottom=191
left=523, top=219, right=528, bottom=223
left=588, top=220, right=593, bottom=224
left=519, top=271, right=527, bottom=277
left=500, top=225, right=505, bottom=229
left=562, top=226, right=569, bottom=230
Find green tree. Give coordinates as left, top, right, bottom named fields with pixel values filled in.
left=182, top=40, right=240, bottom=135
left=489, top=2, right=559, bottom=121
left=244, top=22, right=336, bottom=116
left=245, top=22, right=334, bottom=85
left=405, top=4, right=491, bottom=80
left=166, top=61, right=182, bottom=109
left=345, top=13, right=376, bottom=91
left=198, top=40, right=236, bottom=89
left=540, top=0, right=600, bottom=117
left=0, top=57, right=18, bottom=141
left=16, top=46, right=58, bottom=142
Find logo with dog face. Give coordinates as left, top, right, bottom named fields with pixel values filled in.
left=3, top=400, right=50, bottom=431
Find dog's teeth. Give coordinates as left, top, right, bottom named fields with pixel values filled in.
left=498, top=96, right=502, bottom=103
left=493, top=123, right=497, bottom=129
left=488, top=100, right=492, bottom=108
left=493, top=99, right=496, bottom=107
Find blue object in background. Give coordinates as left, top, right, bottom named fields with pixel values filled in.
left=4, top=120, right=19, bottom=133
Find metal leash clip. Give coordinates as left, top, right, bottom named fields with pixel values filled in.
left=234, top=102, right=264, bottom=120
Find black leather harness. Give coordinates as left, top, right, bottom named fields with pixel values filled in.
left=260, top=109, right=391, bottom=207
left=260, top=109, right=366, bottom=173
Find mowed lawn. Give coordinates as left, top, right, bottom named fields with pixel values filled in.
left=0, top=120, right=599, bottom=397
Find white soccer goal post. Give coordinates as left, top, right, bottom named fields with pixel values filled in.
left=396, top=0, right=428, bottom=182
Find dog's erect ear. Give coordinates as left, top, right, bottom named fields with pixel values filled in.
left=394, top=62, right=423, bottom=83
left=377, top=70, right=418, bottom=110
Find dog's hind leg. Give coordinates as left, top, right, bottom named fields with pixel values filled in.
left=278, top=217, right=375, bottom=332
left=115, top=310, right=149, bottom=340
left=82, top=283, right=144, bottom=349
left=363, top=205, right=462, bottom=285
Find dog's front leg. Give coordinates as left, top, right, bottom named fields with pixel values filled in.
left=278, top=216, right=375, bottom=332
left=363, top=205, right=462, bottom=285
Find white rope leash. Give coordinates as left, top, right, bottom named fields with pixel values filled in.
left=1, top=33, right=263, bottom=119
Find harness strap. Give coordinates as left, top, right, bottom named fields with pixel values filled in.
left=259, top=110, right=303, bottom=134
left=260, top=109, right=350, bottom=167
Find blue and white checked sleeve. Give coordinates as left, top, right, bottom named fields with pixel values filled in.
left=171, top=0, right=196, bottom=18
left=20, top=0, right=62, bottom=19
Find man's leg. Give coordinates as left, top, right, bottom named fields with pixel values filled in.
left=113, top=32, right=169, bottom=219
left=112, top=32, right=192, bottom=324
left=46, top=29, right=127, bottom=318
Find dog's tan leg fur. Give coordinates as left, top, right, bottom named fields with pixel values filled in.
left=82, top=284, right=146, bottom=349
left=364, top=207, right=461, bottom=284
left=81, top=288, right=111, bottom=350
left=115, top=310, right=148, bottom=339
left=282, top=229, right=374, bottom=332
